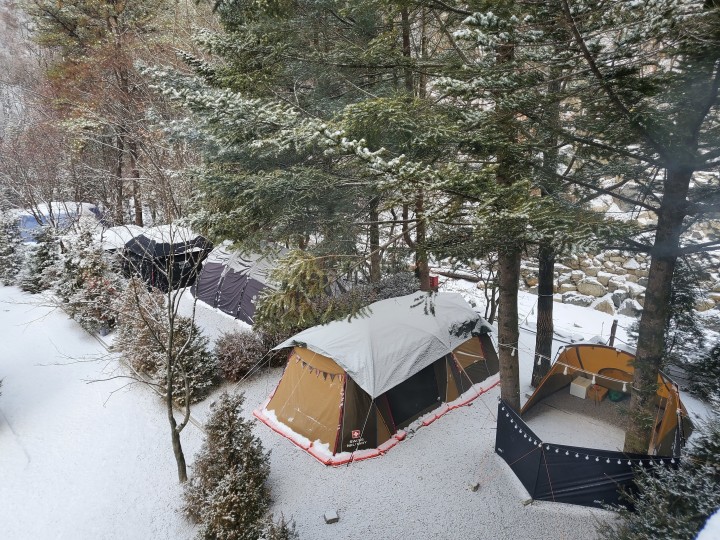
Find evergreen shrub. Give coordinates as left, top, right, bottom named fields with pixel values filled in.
left=0, top=211, right=24, bottom=286
left=602, top=412, right=720, bottom=540
left=184, top=392, right=296, bottom=540
left=18, top=226, right=60, bottom=293
left=688, top=344, right=720, bottom=400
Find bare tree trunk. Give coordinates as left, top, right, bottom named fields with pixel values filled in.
left=369, top=196, right=381, bottom=283
left=532, top=73, right=561, bottom=387
left=498, top=248, right=521, bottom=411
left=128, top=140, right=144, bottom=226
left=414, top=191, right=431, bottom=291
left=532, top=243, right=555, bottom=387
left=168, top=401, right=188, bottom=482
left=624, top=168, right=691, bottom=453
left=401, top=8, right=412, bottom=93
left=494, top=40, right=522, bottom=411
left=113, top=134, right=124, bottom=225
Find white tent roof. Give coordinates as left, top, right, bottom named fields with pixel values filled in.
left=273, top=292, right=492, bottom=398
left=97, top=225, right=145, bottom=251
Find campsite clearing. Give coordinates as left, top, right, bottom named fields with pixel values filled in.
left=1, top=284, right=622, bottom=539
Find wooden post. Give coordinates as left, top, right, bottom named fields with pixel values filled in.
left=608, top=319, right=618, bottom=347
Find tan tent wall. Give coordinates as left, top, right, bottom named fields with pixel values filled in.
left=521, top=344, right=691, bottom=455
left=265, top=348, right=345, bottom=453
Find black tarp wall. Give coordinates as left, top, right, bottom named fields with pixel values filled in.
left=495, top=400, right=676, bottom=508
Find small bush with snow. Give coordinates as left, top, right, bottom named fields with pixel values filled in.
left=18, top=226, right=61, bottom=293
left=48, top=222, right=121, bottom=332
left=215, top=331, right=267, bottom=382
left=184, top=392, right=296, bottom=540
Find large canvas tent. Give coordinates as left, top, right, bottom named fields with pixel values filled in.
left=496, top=343, right=692, bottom=508
left=190, top=245, right=283, bottom=325
left=254, top=292, right=500, bottom=465
left=123, top=225, right=212, bottom=292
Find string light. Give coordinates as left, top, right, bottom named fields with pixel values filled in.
left=592, top=374, right=597, bottom=385
left=575, top=453, right=579, bottom=458
left=606, top=458, right=610, bottom=464
left=622, top=382, right=628, bottom=392
left=585, top=455, right=589, bottom=460
left=563, top=365, right=568, bottom=376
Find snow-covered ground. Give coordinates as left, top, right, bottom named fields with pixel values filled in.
left=2, top=281, right=709, bottom=540
left=0, top=286, right=202, bottom=539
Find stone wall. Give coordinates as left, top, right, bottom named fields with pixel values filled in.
left=520, top=250, right=720, bottom=318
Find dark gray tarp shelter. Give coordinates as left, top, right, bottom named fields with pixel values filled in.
left=191, top=245, right=283, bottom=325
left=124, top=225, right=212, bottom=292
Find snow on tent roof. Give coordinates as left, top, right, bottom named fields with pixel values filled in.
left=203, top=242, right=286, bottom=284
left=97, top=224, right=145, bottom=251
left=273, top=292, right=492, bottom=398
left=124, top=225, right=211, bottom=258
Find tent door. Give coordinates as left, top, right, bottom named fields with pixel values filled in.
left=385, top=362, right=441, bottom=429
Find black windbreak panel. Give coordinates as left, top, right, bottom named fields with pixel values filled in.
left=495, top=401, right=543, bottom=498
left=496, top=400, right=675, bottom=508
left=385, top=362, right=441, bottom=428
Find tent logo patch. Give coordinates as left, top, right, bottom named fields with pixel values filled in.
left=351, top=430, right=361, bottom=439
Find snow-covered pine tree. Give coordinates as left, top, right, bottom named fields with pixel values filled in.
left=184, top=392, right=295, bottom=540
left=0, top=210, right=24, bottom=285
left=602, top=411, right=720, bottom=540
left=18, top=226, right=61, bottom=293
left=543, top=0, right=720, bottom=453
left=49, top=220, right=121, bottom=331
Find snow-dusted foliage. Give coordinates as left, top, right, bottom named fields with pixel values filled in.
left=18, top=226, right=61, bottom=293
left=602, top=412, right=720, bottom=540
left=114, top=278, right=219, bottom=404
left=688, top=344, right=720, bottom=400
left=0, top=211, right=24, bottom=285
left=184, top=392, right=295, bottom=540
left=50, top=222, right=121, bottom=332
left=215, top=330, right=266, bottom=382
